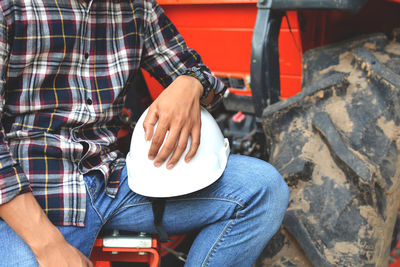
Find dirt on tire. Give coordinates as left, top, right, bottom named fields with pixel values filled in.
left=256, top=30, right=400, bottom=267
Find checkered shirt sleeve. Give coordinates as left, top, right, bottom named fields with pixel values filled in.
left=0, top=7, right=31, bottom=205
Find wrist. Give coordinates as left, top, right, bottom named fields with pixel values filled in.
left=177, top=75, right=204, bottom=98
left=181, top=67, right=211, bottom=100
left=30, top=223, right=65, bottom=255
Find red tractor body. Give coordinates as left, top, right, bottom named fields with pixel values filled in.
left=143, top=0, right=400, bottom=101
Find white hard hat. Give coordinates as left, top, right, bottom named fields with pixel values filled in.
left=126, top=107, right=230, bottom=198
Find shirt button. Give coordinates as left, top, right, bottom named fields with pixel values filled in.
left=86, top=98, right=93, bottom=105
left=84, top=52, right=89, bottom=59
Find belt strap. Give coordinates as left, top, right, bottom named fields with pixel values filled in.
left=151, top=198, right=170, bottom=243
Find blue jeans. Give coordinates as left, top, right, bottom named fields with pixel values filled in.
left=0, top=154, right=289, bottom=267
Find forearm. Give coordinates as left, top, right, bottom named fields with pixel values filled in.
left=0, top=192, right=64, bottom=255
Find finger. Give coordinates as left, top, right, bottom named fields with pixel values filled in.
left=153, top=126, right=181, bottom=167
left=148, top=119, right=169, bottom=161
left=77, top=249, right=92, bottom=267
left=142, top=107, right=158, bottom=141
left=83, top=254, right=93, bottom=267
left=166, top=129, right=190, bottom=169
left=185, top=123, right=201, bottom=162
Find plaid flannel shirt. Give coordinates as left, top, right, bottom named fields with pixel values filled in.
left=0, top=0, right=226, bottom=226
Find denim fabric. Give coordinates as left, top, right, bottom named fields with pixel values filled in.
left=0, top=154, right=289, bottom=267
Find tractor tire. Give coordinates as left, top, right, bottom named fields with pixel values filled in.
left=256, top=30, right=400, bottom=267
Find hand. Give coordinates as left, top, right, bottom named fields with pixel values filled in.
left=143, top=75, right=203, bottom=169
left=34, top=237, right=93, bottom=267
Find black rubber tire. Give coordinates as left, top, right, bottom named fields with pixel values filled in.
left=256, top=30, right=400, bottom=267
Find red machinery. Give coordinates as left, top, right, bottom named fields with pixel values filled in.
left=144, top=0, right=400, bottom=101
left=143, top=0, right=302, bottom=100
left=90, top=231, right=186, bottom=266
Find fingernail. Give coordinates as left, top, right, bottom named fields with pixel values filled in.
left=148, top=155, right=155, bottom=160
left=185, top=157, right=191, bottom=162
left=167, top=163, right=174, bottom=169
left=154, top=161, right=161, bottom=167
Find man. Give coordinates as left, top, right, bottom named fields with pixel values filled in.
left=0, top=0, right=289, bottom=266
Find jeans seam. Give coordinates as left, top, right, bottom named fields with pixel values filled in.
left=201, top=209, right=243, bottom=267
left=92, top=180, right=99, bottom=198
left=201, top=219, right=234, bottom=267
left=171, top=197, right=245, bottom=208
left=84, top=180, right=105, bottom=224
left=87, top=219, right=108, bottom=257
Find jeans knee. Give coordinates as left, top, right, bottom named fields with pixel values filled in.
left=236, top=159, right=289, bottom=242
left=252, top=160, right=289, bottom=203
left=265, top=165, right=290, bottom=209
left=247, top=160, right=289, bottom=224
left=223, top=155, right=289, bottom=222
